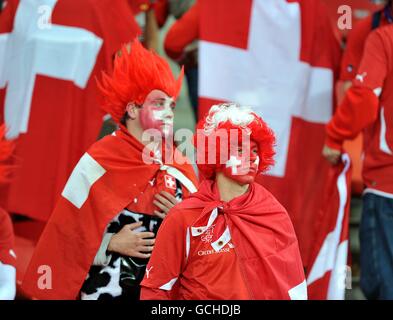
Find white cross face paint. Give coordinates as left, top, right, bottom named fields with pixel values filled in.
left=225, top=156, right=242, bottom=175
left=222, top=141, right=260, bottom=185
left=152, top=107, right=174, bottom=136
left=140, top=90, right=175, bottom=137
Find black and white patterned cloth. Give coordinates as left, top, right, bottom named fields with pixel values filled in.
left=80, top=179, right=183, bottom=300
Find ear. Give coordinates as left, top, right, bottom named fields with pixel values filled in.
left=126, top=103, right=139, bottom=120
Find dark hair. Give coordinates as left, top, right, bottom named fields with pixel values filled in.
left=120, top=112, right=130, bottom=126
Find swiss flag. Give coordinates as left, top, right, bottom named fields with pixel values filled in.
left=307, top=154, right=352, bottom=300
left=164, top=174, right=177, bottom=190
left=199, top=0, right=348, bottom=298
left=0, top=0, right=140, bottom=221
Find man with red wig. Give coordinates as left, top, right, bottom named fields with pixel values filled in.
left=22, top=40, right=198, bottom=300
left=140, top=103, right=307, bottom=300
left=0, top=124, right=16, bottom=300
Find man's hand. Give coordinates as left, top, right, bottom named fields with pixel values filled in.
left=108, top=222, right=155, bottom=258
left=322, top=144, right=342, bottom=165
left=153, top=191, right=179, bottom=219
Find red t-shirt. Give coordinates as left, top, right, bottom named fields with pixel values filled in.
left=141, top=180, right=307, bottom=300
left=327, top=24, right=393, bottom=196
left=140, top=206, right=250, bottom=299
left=340, top=10, right=390, bottom=81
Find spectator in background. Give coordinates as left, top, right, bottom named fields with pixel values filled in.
left=158, top=0, right=199, bottom=120
left=323, top=20, right=393, bottom=299
left=0, top=124, right=16, bottom=300
left=322, top=0, right=385, bottom=45
left=340, top=0, right=392, bottom=91
left=129, top=0, right=160, bottom=51
left=155, top=0, right=196, bottom=28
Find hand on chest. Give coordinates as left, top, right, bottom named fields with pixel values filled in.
left=126, top=170, right=182, bottom=214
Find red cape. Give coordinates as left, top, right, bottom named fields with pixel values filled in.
left=21, top=128, right=198, bottom=300
left=177, top=179, right=307, bottom=299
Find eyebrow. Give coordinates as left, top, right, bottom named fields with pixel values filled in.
left=152, top=97, right=175, bottom=102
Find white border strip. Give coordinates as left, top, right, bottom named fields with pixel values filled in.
left=379, top=107, right=393, bottom=155
left=211, top=226, right=231, bottom=252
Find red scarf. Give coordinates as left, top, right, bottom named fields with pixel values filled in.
left=178, top=179, right=307, bottom=299
left=22, top=127, right=198, bottom=299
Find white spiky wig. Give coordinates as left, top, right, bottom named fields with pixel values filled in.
left=195, top=103, right=276, bottom=179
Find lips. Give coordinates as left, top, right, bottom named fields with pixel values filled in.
left=237, top=165, right=257, bottom=175
left=159, top=119, right=173, bottom=126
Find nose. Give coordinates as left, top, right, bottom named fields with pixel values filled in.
left=252, top=155, right=260, bottom=166
left=167, top=109, right=174, bottom=119
left=249, top=151, right=257, bottom=161
left=164, top=105, right=174, bottom=119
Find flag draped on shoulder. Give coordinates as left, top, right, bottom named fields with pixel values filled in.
left=21, top=127, right=198, bottom=300
left=0, top=0, right=141, bottom=221
left=178, top=180, right=307, bottom=300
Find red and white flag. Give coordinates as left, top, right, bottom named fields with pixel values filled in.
left=199, top=0, right=348, bottom=299
left=307, top=154, right=352, bottom=300
left=0, top=0, right=140, bottom=221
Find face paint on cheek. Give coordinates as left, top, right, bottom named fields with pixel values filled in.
left=152, top=108, right=174, bottom=136
left=139, top=107, right=157, bottom=130
left=225, top=156, right=242, bottom=175
left=251, top=155, right=259, bottom=171
left=222, top=155, right=258, bottom=185
left=139, top=94, right=174, bottom=136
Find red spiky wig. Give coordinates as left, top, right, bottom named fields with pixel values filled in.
left=0, top=124, right=14, bottom=184
left=195, top=103, right=276, bottom=180
left=98, top=40, right=184, bottom=123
